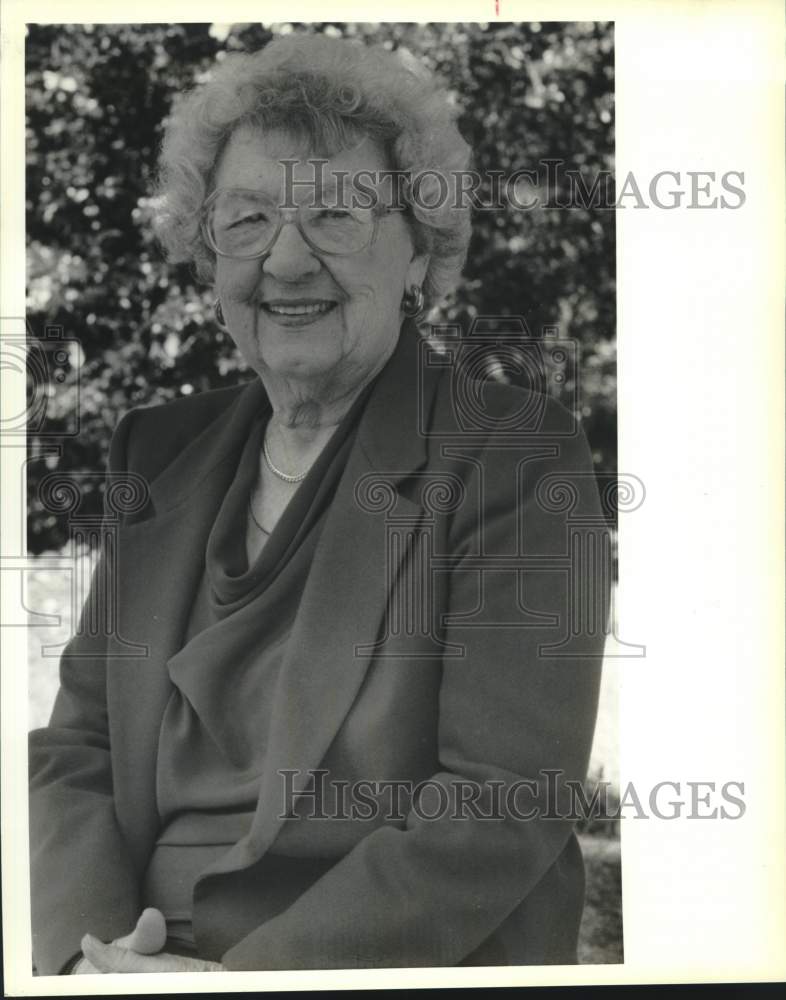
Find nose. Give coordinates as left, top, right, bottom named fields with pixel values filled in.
left=262, top=219, right=321, bottom=282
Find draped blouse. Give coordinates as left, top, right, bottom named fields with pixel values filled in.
left=141, top=381, right=374, bottom=951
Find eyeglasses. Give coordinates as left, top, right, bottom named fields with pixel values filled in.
left=201, top=188, right=407, bottom=260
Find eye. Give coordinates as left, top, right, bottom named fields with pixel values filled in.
left=314, top=209, right=353, bottom=221
left=226, top=211, right=269, bottom=230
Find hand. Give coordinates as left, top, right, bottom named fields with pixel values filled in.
left=73, top=907, right=167, bottom=974
left=80, top=935, right=225, bottom=973
left=76, top=907, right=225, bottom=973
left=113, top=907, right=168, bottom=953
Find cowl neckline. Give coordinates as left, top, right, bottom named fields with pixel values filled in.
left=155, top=371, right=379, bottom=813
left=204, top=377, right=377, bottom=618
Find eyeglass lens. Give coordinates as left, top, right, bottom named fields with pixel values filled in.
left=207, top=190, right=376, bottom=257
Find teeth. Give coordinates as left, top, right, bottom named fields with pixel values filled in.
left=266, top=302, right=334, bottom=316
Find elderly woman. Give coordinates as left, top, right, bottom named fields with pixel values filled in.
left=29, top=33, right=607, bottom=974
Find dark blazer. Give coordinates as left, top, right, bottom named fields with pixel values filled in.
left=29, top=323, right=608, bottom=974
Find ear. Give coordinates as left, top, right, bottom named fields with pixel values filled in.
left=405, top=252, right=430, bottom=292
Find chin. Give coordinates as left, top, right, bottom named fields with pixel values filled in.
left=258, top=340, right=339, bottom=380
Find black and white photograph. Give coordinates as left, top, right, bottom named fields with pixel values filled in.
left=24, top=19, right=620, bottom=975
left=1, top=2, right=784, bottom=995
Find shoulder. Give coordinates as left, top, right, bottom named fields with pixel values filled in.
left=108, top=381, right=251, bottom=478
left=429, top=369, right=588, bottom=453
left=123, top=382, right=250, bottom=436
left=426, top=372, right=601, bottom=520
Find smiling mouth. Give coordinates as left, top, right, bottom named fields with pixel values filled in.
left=261, top=300, right=337, bottom=319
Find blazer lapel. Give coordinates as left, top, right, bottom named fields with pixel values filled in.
left=108, top=380, right=267, bottom=871
left=204, top=323, right=443, bottom=873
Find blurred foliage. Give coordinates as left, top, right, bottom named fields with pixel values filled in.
left=26, top=22, right=616, bottom=553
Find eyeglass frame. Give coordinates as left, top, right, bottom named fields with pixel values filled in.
left=200, top=187, right=410, bottom=261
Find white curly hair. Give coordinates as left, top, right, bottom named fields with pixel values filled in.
left=154, top=32, right=473, bottom=312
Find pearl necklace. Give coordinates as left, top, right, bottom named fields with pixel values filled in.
left=263, top=436, right=309, bottom=484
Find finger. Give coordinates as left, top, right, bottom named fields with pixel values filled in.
left=72, top=956, right=101, bottom=975
left=81, top=935, right=158, bottom=974
left=112, top=908, right=167, bottom=954
left=81, top=937, right=224, bottom=974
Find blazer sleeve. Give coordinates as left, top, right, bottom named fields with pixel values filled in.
left=28, top=410, right=142, bottom=975
left=221, top=396, right=607, bottom=970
